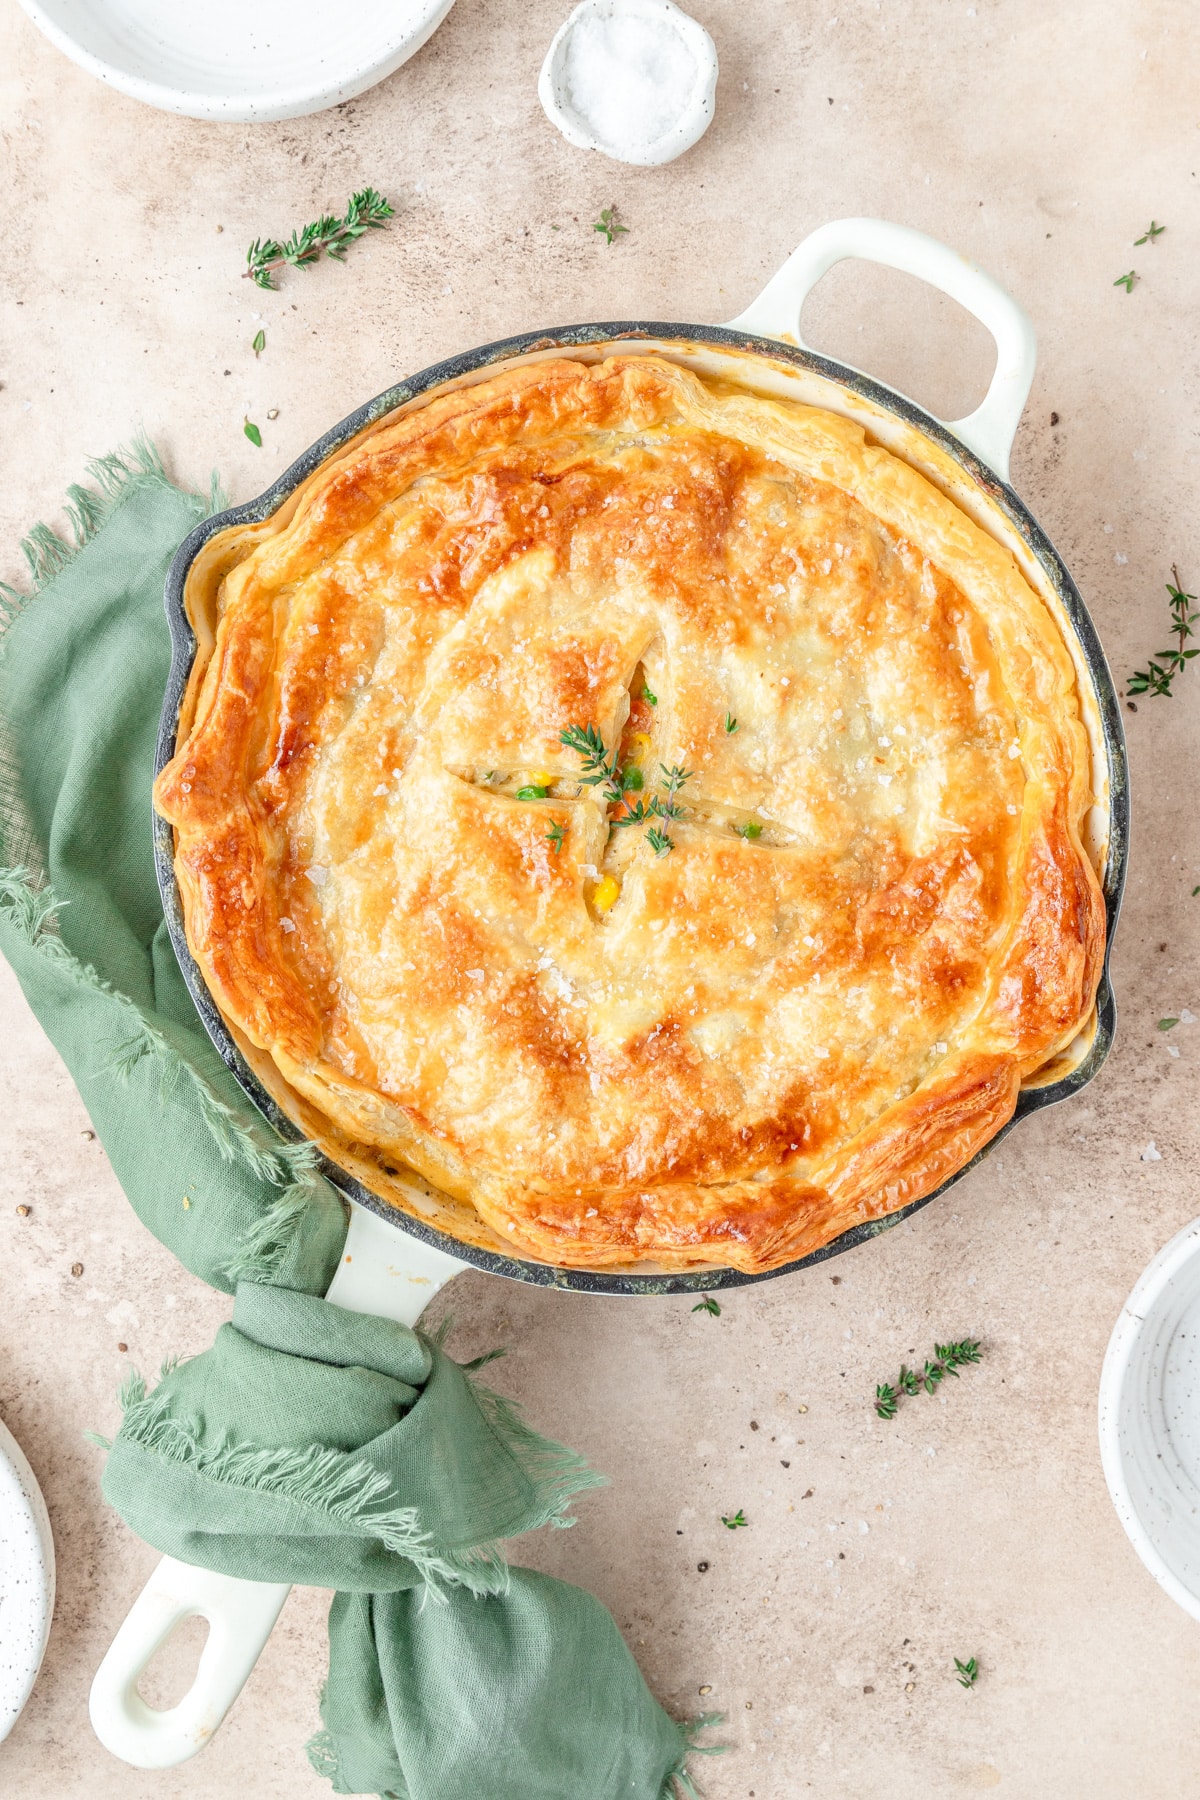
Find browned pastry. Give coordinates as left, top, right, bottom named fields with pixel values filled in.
left=156, top=354, right=1105, bottom=1272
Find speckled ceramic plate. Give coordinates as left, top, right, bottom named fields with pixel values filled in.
left=1100, top=1217, right=1200, bottom=1622
left=0, top=1416, right=54, bottom=1743
left=16, top=0, right=457, bottom=123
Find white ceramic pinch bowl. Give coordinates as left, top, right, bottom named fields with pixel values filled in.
left=1099, top=1215, right=1200, bottom=1621
left=16, top=0, right=458, bottom=123
left=0, top=1415, right=55, bottom=1743
left=539, top=0, right=718, bottom=167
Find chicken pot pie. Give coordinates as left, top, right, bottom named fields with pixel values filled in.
left=156, top=354, right=1105, bottom=1273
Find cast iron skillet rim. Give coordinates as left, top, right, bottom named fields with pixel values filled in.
left=153, top=319, right=1128, bottom=1297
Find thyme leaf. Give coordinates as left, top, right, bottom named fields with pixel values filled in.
left=546, top=822, right=566, bottom=854
left=721, top=1510, right=748, bottom=1529
left=593, top=205, right=629, bottom=244
left=251, top=329, right=265, bottom=356
left=1134, top=220, right=1165, bottom=244
left=243, top=418, right=262, bottom=447
left=692, top=1295, right=721, bottom=1316
left=1113, top=270, right=1137, bottom=293
left=954, top=1656, right=980, bottom=1689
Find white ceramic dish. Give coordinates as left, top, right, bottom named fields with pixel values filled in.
left=539, top=0, right=717, bottom=166
left=0, top=1415, right=55, bottom=1743
left=90, top=217, right=1052, bottom=1770
left=16, top=0, right=458, bottom=123
left=1099, top=1215, right=1200, bottom=1621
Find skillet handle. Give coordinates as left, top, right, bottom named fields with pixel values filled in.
left=89, top=1200, right=469, bottom=1769
left=727, top=216, right=1037, bottom=482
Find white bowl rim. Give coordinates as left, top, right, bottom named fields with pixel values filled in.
left=1098, top=1213, right=1200, bottom=1622
left=15, top=0, right=457, bottom=123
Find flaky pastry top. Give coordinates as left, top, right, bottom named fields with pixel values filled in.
left=156, top=354, right=1105, bottom=1272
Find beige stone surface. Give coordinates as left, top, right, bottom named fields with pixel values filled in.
left=1, top=0, right=1199, bottom=1794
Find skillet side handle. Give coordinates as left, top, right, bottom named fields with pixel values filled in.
left=727, top=216, right=1037, bottom=482
left=89, top=1199, right=469, bottom=1770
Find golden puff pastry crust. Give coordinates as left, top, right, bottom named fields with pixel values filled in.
left=156, top=354, right=1105, bottom=1273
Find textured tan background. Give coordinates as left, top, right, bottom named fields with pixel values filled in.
left=2, top=1, right=1199, bottom=1795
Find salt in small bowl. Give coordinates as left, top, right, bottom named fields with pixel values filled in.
left=539, top=0, right=718, bottom=169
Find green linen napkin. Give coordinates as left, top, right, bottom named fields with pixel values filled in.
left=0, top=444, right=715, bottom=1799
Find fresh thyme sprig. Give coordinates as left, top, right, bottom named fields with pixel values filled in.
left=593, top=205, right=629, bottom=244
left=1113, top=270, right=1137, bottom=294
left=559, top=723, right=623, bottom=805
left=656, top=764, right=692, bottom=820
left=245, top=188, right=394, bottom=290
left=559, top=727, right=692, bottom=854
left=725, top=713, right=738, bottom=733
left=954, top=1656, right=980, bottom=1690
left=721, top=1510, right=748, bottom=1530
left=874, top=1339, right=982, bottom=1420
left=1134, top=220, right=1165, bottom=245
left=1128, top=566, right=1199, bottom=697
left=693, top=1294, right=721, bottom=1316
left=546, top=822, right=565, bottom=854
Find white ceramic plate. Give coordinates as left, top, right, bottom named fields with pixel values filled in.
left=1099, top=1215, right=1200, bottom=1621
left=17, top=0, right=458, bottom=122
left=0, top=1416, right=55, bottom=1743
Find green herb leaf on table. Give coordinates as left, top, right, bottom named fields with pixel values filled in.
left=593, top=206, right=630, bottom=245
left=546, top=822, right=566, bottom=854
left=251, top=329, right=265, bottom=356
left=1134, top=220, right=1166, bottom=244
left=245, top=187, right=394, bottom=290
left=1113, top=270, right=1137, bottom=293
left=874, top=1339, right=982, bottom=1419
left=692, top=1294, right=721, bottom=1316
left=243, top=418, right=263, bottom=447
left=721, top=1510, right=748, bottom=1530
left=1193, top=886, right=1200, bottom=898
left=954, top=1656, right=980, bottom=1690
left=1128, top=567, right=1199, bottom=698
left=1159, top=1017, right=1180, bottom=1031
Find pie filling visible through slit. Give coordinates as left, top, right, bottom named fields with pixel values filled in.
left=155, top=354, right=1106, bottom=1273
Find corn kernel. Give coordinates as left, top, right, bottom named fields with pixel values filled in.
left=630, top=732, right=651, bottom=751
left=532, top=771, right=554, bottom=788
left=592, top=875, right=621, bottom=913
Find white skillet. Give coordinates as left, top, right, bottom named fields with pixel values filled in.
left=89, top=218, right=1038, bottom=1767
